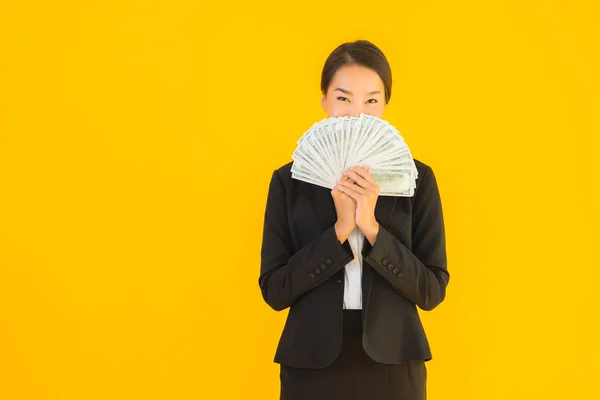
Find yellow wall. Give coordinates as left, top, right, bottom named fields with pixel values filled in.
left=1, top=1, right=598, bottom=399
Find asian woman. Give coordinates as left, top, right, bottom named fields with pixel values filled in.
left=259, top=39, right=449, bottom=400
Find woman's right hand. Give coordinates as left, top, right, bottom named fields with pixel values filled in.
left=331, top=175, right=357, bottom=243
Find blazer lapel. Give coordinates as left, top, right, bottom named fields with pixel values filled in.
left=361, top=195, right=398, bottom=310
left=305, top=184, right=337, bottom=231
left=365, top=195, right=398, bottom=253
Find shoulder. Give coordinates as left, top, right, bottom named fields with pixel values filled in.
left=275, top=160, right=294, bottom=174
left=413, top=158, right=430, bottom=177
left=272, top=160, right=294, bottom=182
left=412, top=158, right=442, bottom=201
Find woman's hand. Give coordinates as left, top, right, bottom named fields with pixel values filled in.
left=336, top=166, right=381, bottom=245
left=331, top=174, right=357, bottom=243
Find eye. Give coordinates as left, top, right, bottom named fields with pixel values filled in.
left=337, top=97, right=350, bottom=102
left=367, top=99, right=378, bottom=104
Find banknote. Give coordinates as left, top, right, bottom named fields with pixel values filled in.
left=291, top=114, right=419, bottom=196
left=370, top=168, right=414, bottom=197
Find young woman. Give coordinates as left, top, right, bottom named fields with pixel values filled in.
left=259, top=40, right=449, bottom=400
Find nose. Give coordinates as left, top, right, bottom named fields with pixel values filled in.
left=347, top=104, right=364, bottom=118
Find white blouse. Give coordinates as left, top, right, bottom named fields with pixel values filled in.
left=343, top=226, right=365, bottom=309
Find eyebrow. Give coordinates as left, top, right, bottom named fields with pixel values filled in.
left=334, top=87, right=381, bottom=96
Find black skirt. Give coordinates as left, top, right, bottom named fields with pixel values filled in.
left=279, top=310, right=427, bottom=400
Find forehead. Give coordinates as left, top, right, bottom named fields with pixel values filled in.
left=329, top=64, right=384, bottom=92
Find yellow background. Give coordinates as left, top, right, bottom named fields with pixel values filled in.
left=1, top=1, right=599, bottom=399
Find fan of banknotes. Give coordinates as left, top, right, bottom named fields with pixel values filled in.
left=291, top=114, right=418, bottom=196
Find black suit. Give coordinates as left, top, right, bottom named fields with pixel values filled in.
left=259, top=159, right=449, bottom=369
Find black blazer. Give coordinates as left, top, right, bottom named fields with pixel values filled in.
left=259, top=159, right=449, bottom=368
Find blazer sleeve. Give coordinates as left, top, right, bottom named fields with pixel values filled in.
left=259, top=169, right=354, bottom=311
left=363, top=165, right=450, bottom=311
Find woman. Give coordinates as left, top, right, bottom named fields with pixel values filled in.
left=259, top=40, right=449, bottom=400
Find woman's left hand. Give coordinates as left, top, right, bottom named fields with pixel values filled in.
left=336, top=166, right=381, bottom=243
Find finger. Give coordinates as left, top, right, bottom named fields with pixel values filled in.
left=339, top=191, right=356, bottom=202
left=336, top=179, right=365, bottom=195
left=336, top=184, right=360, bottom=201
left=342, top=169, right=373, bottom=190
left=337, top=182, right=364, bottom=197
left=351, top=165, right=376, bottom=184
left=340, top=174, right=356, bottom=184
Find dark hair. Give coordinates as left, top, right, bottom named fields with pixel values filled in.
left=320, top=40, right=392, bottom=104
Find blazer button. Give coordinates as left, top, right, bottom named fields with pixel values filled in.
left=325, top=258, right=333, bottom=266
left=397, top=272, right=403, bottom=278
left=308, top=273, right=316, bottom=279
left=320, top=263, right=327, bottom=270
left=382, top=258, right=389, bottom=266
left=314, top=267, right=322, bottom=275
left=392, top=267, right=400, bottom=275
left=387, top=263, right=394, bottom=270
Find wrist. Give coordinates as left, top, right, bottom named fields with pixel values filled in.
left=334, top=220, right=354, bottom=243
left=357, top=217, right=378, bottom=233
left=360, top=220, right=380, bottom=245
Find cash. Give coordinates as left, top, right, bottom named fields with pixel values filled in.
left=291, top=114, right=418, bottom=196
